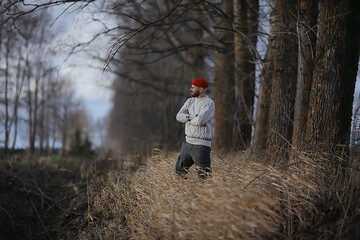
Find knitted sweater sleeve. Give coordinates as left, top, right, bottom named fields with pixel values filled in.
left=189, top=100, right=215, bottom=127
left=176, top=99, right=196, bottom=123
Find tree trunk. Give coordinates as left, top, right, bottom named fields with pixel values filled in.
left=306, top=0, right=359, bottom=154
left=292, top=0, right=318, bottom=149
left=233, top=0, right=258, bottom=150
left=44, top=103, right=51, bottom=155
left=214, top=0, right=235, bottom=151
left=26, top=61, right=34, bottom=154
left=62, top=105, right=68, bottom=157
left=39, top=78, right=46, bottom=154
left=267, top=0, right=298, bottom=161
left=51, top=104, right=58, bottom=153
left=30, top=76, right=40, bottom=154
left=4, top=36, right=10, bottom=155
left=343, top=0, right=360, bottom=150
left=0, top=15, right=3, bottom=55
left=11, top=52, right=26, bottom=151
left=252, top=0, right=277, bottom=155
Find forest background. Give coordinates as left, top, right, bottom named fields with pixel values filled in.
left=0, top=0, right=359, bottom=159
left=1, top=0, right=360, bottom=239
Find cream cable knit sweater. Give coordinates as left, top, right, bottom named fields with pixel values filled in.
left=176, top=96, right=215, bottom=148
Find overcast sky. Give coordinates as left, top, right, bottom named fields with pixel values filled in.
left=49, top=3, right=114, bottom=124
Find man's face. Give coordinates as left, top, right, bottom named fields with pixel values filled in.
left=190, top=85, right=201, bottom=97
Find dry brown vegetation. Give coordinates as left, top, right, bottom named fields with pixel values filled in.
left=0, top=155, right=84, bottom=240
left=53, top=149, right=360, bottom=239
left=1, top=149, right=360, bottom=239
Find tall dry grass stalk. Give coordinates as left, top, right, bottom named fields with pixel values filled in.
left=128, top=149, right=321, bottom=239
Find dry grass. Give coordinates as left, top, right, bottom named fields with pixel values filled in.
left=128, top=149, right=323, bottom=239
left=58, top=149, right=360, bottom=239
left=0, top=155, right=85, bottom=240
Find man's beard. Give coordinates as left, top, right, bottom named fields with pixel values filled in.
left=191, top=90, right=200, bottom=97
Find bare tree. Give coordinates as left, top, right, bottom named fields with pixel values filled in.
left=36, top=67, right=57, bottom=154
left=351, top=93, right=360, bottom=150
left=266, top=0, right=298, bottom=161
left=105, top=0, right=217, bottom=154
left=3, top=25, right=11, bottom=155
left=213, top=0, right=235, bottom=152
left=56, top=79, right=75, bottom=156
left=305, top=0, right=360, bottom=155
left=292, top=0, right=318, bottom=150
left=10, top=47, right=26, bottom=151
left=0, top=8, right=29, bottom=153
left=252, top=0, right=282, bottom=158
left=0, top=4, right=84, bottom=155
left=233, top=0, right=258, bottom=150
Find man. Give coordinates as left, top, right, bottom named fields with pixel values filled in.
left=175, top=78, right=215, bottom=179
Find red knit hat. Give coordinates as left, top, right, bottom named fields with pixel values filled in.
left=192, top=78, right=208, bottom=88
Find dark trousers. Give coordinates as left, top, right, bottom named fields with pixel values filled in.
left=175, top=142, right=211, bottom=178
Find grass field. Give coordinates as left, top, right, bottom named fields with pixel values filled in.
left=1, top=149, right=360, bottom=239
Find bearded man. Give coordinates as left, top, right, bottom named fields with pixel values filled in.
left=175, top=78, right=215, bottom=179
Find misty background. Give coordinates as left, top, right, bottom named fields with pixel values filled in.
left=1, top=0, right=359, bottom=155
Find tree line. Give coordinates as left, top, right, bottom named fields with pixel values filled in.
left=1, top=0, right=359, bottom=162
left=101, top=0, right=359, bottom=163
left=0, top=4, right=90, bottom=156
